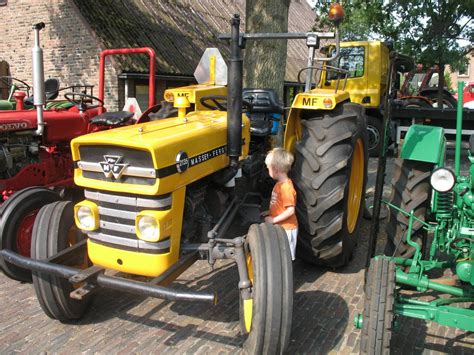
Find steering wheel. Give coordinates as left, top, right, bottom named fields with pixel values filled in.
left=200, top=95, right=253, bottom=112
left=0, top=76, right=31, bottom=96
left=64, top=92, right=104, bottom=111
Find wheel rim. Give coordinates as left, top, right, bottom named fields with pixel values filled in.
left=16, top=209, right=39, bottom=257
left=367, top=124, right=380, bottom=151
left=347, top=138, right=365, bottom=233
left=243, top=253, right=254, bottom=333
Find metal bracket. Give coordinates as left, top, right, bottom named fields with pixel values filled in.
left=70, top=282, right=98, bottom=300
left=68, top=265, right=104, bottom=284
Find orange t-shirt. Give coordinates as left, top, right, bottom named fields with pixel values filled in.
left=269, top=179, right=298, bottom=230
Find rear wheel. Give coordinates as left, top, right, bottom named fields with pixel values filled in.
left=424, top=92, right=457, bottom=108
left=385, top=159, right=432, bottom=258
left=292, top=102, right=368, bottom=267
left=239, top=223, right=293, bottom=354
left=367, top=116, right=382, bottom=157
left=0, top=187, right=60, bottom=282
left=31, top=201, right=91, bottom=321
left=360, top=258, right=396, bottom=355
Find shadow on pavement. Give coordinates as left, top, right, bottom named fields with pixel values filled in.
left=286, top=290, right=349, bottom=354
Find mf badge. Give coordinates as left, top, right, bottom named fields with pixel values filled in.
left=99, top=155, right=128, bottom=179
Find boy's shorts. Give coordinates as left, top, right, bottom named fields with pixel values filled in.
left=285, top=228, right=298, bottom=261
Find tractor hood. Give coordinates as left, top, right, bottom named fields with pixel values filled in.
left=71, top=111, right=250, bottom=196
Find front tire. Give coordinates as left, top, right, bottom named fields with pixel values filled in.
left=0, top=187, right=60, bottom=282
left=292, top=102, right=368, bottom=267
left=31, top=201, right=91, bottom=321
left=360, top=258, right=396, bottom=355
left=240, top=223, right=293, bottom=354
left=385, top=159, right=432, bottom=258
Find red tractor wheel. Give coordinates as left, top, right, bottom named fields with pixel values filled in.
left=0, top=187, right=60, bottom=282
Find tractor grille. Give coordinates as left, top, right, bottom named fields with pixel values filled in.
left=77, top=145, right=156, bottom=185
left=85, top=189, right=171, bottom=254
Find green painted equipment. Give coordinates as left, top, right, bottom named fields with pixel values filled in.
left=357, top=81, right=474, bottom=354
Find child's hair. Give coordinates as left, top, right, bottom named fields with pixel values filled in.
left=265, top=148, right=294, bottom=173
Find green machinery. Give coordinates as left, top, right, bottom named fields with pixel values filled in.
left=356, top=80, right=474, bottom=353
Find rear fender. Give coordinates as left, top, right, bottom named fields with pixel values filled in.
left=401, top=124, right=445, bottom=165
left=283, top=91, right=350, bottom=153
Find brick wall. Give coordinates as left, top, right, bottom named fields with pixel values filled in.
left=0, top=0, right=121, bottom=110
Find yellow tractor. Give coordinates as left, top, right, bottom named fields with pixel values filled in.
left=1, top=4, right=366, bottom=353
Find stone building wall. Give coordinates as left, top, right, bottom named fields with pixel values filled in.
left=0, top=0, right=121, bottom=110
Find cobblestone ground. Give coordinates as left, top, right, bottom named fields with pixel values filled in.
left=1, top=156, right=473, bottom=354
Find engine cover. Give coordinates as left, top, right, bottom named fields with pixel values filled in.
left=72, top=111, right=250, bottom=196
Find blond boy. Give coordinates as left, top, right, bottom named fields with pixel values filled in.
left=262, top=148, right=298, bottom=260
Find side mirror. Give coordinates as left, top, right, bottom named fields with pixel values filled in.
left=328, top=3, right=345, bottom=27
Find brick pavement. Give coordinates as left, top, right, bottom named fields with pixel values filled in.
left=1, top=157, right=473, bottom=354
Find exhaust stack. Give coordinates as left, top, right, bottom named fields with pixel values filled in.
left=227, top=14, right=243, bottom=167
left=32, top=22, right=46, bottom=136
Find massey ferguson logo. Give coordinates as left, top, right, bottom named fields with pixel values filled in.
left=176, top=151, right=189, bottom=173
left=0, top=122, right=29, bottom=132
left=99, top=155, right=128, bottom=179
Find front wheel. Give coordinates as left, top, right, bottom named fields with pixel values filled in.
left=0, top=187, right=60, bottom=282
left=292, top=102, right=368, bottom=267
left=385, top=159, right=433, bottom=258
left=31, top=201, right=92, bottom=321
left=360, top=258, right=396, bottom=355
left=240, top=223, right=293, bottom=354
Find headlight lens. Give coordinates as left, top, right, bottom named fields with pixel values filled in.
left=74, top=201, right=99, bottom=231
left=430, top=168, right=455, bottom=192
left=77, top=206, right=95, bottom=229
left=137, top=215, right=159, bottom=242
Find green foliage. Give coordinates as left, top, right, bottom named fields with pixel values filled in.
left=312, top=0, right=473, bottom=69
left=444, top=70, right=453, bottom=92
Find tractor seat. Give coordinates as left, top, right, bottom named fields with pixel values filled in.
left=24, top=78, right=60, bottom=106
left=243, top=89, right=283, bottom=136
left=243, top=89, right=284, bottom=114
left=90, top=111, right=134, bottom=126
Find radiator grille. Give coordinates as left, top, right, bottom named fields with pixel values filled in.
left=78, top=145, right=156, bottom=185
left=85, top=189, right=171, bottom=253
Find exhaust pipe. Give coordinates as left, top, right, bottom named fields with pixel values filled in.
left=227, top=14, right=243, bottom=167
left=32, top=22, right=46, bottom=136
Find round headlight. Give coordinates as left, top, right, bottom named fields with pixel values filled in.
left=430, top=168, right=456, bottom=192
left=77, top=206, right=94, bottom=229
left=137, top=215, right=159, bottom=241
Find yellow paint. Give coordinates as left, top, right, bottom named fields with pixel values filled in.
left=74, top=200, right=99, bottom=231
left=163, top=85, right=227, bottom=111
left=87, top=239, right=175, bottom=277
left=291, top=90, right=349, bottom=110
left=87, top=188, right=186, bottom=277
left=72, top=112, right=250, bottom=196
left=136, top=209, right=173, bottom=242
left=243, top=298, right=253, bottom=333
left=209, top=55, right=216, bottom=85
left=347, top=138, right=365, bottom=233
left=323, top=41, right=389, bottom=108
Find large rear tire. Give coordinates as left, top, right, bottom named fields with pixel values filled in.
left=31, top=201, right=91, bottom=321
left=0, top=187, right=60, bottom=282
left=292, top=102, right=368, bottom=267
left=385, top=159, right=432, bottom=258
left=240, top=223, right=293, bottom=354
left=360, top=258, right=396, bottom=355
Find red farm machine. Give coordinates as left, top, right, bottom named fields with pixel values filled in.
left=0, top=22, right=157, bottom=282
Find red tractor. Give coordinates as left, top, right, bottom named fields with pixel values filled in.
left=401, top=64, right=457, bottom=107
left=0, top=23, right=156, bottom=282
